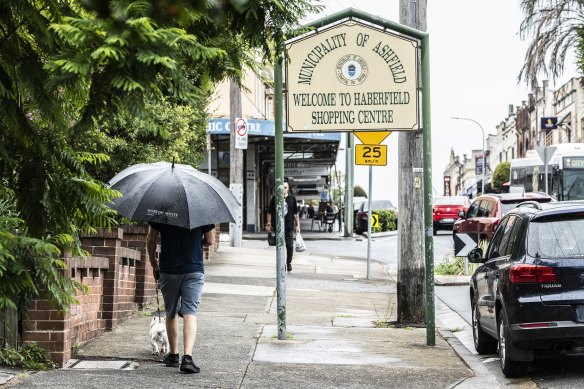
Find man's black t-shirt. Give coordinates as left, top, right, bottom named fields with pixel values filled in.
left=269, top=195, right=298, bottom=231
left=149, top=223, right=214, bottom=274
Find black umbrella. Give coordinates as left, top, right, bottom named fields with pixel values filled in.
left=108, top=161, right=239, bottom=229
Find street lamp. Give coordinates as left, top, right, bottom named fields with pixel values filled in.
left=451, top=117, right=486, bottom=195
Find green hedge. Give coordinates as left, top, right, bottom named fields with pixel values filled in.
left=372, top=209, right=398, bottom=232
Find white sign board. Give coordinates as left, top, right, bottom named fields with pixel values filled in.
left=285, top=20, right=419, bottom=132
left=235, top=117, right=248, bottom=149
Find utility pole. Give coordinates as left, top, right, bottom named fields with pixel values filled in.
left=397, top=0, right=427, bottom=324
left=229, top=80, right=243, bottom=247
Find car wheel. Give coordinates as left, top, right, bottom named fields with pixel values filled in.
left=498, top=310, right=528, bottom=377
left=472, top=301, right=497, bottom=354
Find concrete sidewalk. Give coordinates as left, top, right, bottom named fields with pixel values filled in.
left=3, top=244, right=495, bottom=388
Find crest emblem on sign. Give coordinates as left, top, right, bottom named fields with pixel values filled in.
left=336, top=54, right=368, bottom=86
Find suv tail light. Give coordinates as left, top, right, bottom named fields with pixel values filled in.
left=509, top=264, right=558, bottom=284
left=493, top=219, right=501, bottom=228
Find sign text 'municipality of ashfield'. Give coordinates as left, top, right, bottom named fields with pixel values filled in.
left=297, top=35, right=408, bottom=86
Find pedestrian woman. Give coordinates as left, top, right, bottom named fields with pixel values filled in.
left=265, top=180, right=300, bottom=272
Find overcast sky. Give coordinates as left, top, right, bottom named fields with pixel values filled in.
left=303, top=0, right=579, bottom=204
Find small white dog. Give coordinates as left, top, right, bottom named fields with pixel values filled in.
left=149, top=316, right=169, bottom=355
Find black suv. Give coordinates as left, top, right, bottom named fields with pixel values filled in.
left=468, top=200, right=584, bottom=377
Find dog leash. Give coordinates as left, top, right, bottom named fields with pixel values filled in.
left=155, top=280, right=162, bottom=324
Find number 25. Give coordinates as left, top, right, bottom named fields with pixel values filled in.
left=363, top=146, right=381, bottom=158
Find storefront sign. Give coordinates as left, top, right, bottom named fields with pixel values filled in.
left=207, top=118, right=341, bottom=141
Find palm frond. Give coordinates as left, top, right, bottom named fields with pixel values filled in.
left=519, top=0, right=584, bottom=87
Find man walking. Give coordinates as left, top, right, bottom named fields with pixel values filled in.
left=266, top=180, right=300, bottom=271
left=147, top=223, right=215, bottom=373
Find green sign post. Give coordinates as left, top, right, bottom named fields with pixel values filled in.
left=275, top=8, right=434, bottom=345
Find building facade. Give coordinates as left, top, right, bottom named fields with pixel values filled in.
left=203, top=69, right=340, bottom=232
left=444, top=77, right=584, bottom=197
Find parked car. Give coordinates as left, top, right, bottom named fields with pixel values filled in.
left=352, top=199, right=365, bottom=233
left=452, top=192, right=555, bottom=243
left=355, top=199, right=396, bottom=235
left=467, top=200, right=584, bottom=377
left=432, top=196, right=470, bottom=234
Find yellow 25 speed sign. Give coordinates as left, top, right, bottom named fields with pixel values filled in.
left=355, top=144, right=387, bottom=166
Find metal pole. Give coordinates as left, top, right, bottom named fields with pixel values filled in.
left=336, top=165, right=342, bottom=233
left=344, top=133, right=354, bottom=237
left=422, top=34, right=435, bottom=347
left=274, top=53, right=286, bottom=341
left=367, top=166, right=372, bottom=280
left=451, top=117, right=485, bottom=194
left=207, top=133, right=212, bottom=175
left=544, top=147, right=549, bottom=194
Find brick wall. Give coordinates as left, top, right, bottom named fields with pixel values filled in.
left=23, top=256, right=109, bottom=364
left=21, top=224, right=219, bottom=366
left=205, top=224, right=221, bottom=260
left=82, top=228, right=143, bottom=329
left=120, top=225, right=157, bottom=308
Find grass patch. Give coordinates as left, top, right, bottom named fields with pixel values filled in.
left=449, top=327, right=464, bottom=333
left=435, top=240, right=488, bottom=276
left=372, top=320, right=425, bottom=329
left=272, top=332, right=294, bottom=340
left=435, top=255, right=466, bottom=275
left=372, top=320, right=394, bottom=328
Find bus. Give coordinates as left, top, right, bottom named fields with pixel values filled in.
left=509, top=143, right=584, bottom=201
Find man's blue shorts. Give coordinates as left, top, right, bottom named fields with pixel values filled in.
left=159, top=272, right=204, bottom=318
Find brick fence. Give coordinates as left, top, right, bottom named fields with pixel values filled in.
left=22, top=225, right=220, bottom=365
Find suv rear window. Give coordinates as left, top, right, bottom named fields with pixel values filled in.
left=527, top=216, right=584, bottom=258
left=501, top=198, right=553, bottom=215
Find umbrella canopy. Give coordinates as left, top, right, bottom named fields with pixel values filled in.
left=108, top=162, right=240, bottom=229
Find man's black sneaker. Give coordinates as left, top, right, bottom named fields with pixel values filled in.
left=163, top=353, right=179, bottom=367
left=180, top=355, right=200, bottom=374
left=287, top=263, right=292, bottom=272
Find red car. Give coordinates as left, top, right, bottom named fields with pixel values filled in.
left=452, top=192, right=555, bottom=243
left=432, top=196, right=470, bottom=235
